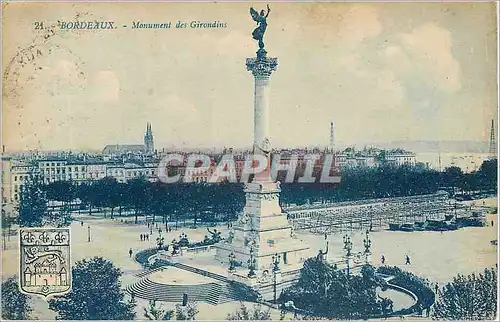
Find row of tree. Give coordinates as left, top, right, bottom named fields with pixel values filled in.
left=280, top=159, right=497, bottom=205
left=17, top=159, right=497, bottom=228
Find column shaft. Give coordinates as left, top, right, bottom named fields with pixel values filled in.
left=254, top=77, right=270, bottom=149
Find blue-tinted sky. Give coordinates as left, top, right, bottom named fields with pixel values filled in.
left=2, top=2, right=497, bottom=151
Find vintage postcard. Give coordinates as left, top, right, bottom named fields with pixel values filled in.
left=1, top=2, right=498, bottom=321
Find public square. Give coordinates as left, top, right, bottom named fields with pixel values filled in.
left=2, top=197, right=496, bottom=320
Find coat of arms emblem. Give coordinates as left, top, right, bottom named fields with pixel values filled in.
left=19, top=228, right=71, bottom=297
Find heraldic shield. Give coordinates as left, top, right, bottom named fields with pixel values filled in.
left=19, top=228, right=71, bottom=297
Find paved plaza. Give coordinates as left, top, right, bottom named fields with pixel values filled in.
left=2, top=198, right=497, bottom=320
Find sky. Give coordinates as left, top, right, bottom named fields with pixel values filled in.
left=2, top=2, right=497, bottom=151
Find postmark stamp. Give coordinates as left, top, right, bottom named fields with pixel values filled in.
left=3, top=18, right=87, bottom=110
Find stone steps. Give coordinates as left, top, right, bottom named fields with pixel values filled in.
left=169, top=261, right=229, bottom=283
left=127, top=277, right=223, bottom=305
left=134, top=266, right=165, bottom=278
left=127, top=275, right=246, bottom=305
left=128, top=258, right=257, bottom=305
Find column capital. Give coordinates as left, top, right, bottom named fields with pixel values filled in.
left=246, top=56, right=278, bottom=79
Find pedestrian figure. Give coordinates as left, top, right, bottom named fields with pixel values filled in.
left=417, top=303, right=423, bottom=316
left=381, top=255, right=385, bottom=264
left=129, top=248, right=133, bottom=257
left=491, top=220, right=494, bottom=227
left=81, top=221, right=84, bottom=227
left=140, top=234, right=143, bottom=241
left=405, top=255, right=411, bottom=265
left=324, top=233, right=327, bottom=240
left=147, top=222, right=150, bottom=228
left=146, top=234, right=149, bottom=241
left=434, top=283, right=439, bottom=295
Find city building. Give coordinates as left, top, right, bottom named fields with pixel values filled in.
left=102, top=122, right=154, bottom=156
left=385, top=149, right=417, bottom=166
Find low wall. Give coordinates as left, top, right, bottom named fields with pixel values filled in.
left=185, top=245, right=215, bottom=254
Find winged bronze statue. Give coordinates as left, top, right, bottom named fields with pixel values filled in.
left=250, top=4, right=271, bottom=49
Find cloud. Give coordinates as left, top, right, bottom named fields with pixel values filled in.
left=384, top=45, right=411, bottom=73
left=338, top=5, right=382, bottom=50
left=397, top=23, right=462, bottom=92
left=162, top=94, right=198, bottom=119
left=90, top=71, right=120, bottom=102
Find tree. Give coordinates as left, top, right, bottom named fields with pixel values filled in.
left=99, top=177, right=122, bottom=219
left=280, top=258, right=392, bottom=319
left=175, top=302, right=198, bottom=320
left=227, top=302, right=271, bottom=320
left=77, top=181, right=98, bottom=215
left=443, top=166, right=463, bottom=191
left=45, top=181, right=76, bottom=205
left=143, top=299, right=174, bottom=320
left=1, top=277, right=32, bottom=320
left=17, top=177, right=48, bottom=227
left=1, top=209, right=13, bottom=249
left=477, top=159, right=497, bottom=192
left=433, top=268, right=497, bottom=320
left=48, top=257, right=136, bottom=320
left=126, top=178, right=148, bottom=224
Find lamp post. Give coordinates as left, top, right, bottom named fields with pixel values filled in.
left=157, top=234, right=164, bottom=250
left=363, top=229, right=372, bottom=264
left=247, top=247, right=257, bottom=278
left=343, top=234, right=352, bottom=276
left=87, top=225, right=91, bottom=242
left=228, top=251, right=236, bottom=272
left=272, top=253, right=281, bottom=303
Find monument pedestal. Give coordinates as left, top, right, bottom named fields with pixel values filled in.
left=215, top=181, right=310, bottom=297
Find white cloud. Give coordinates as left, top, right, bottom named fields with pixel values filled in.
left=397, top=23, right=462, bottom=92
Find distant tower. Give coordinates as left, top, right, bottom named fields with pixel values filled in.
left=144, top=122, right=154, bottom=154
left=329, top=121, right=335, bottom=152
left=489, top=119, right=496, bottom=157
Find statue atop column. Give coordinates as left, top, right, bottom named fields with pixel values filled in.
left=250, top=5, right=271, bottom=50
left=250, top=5, right=271, bottom=59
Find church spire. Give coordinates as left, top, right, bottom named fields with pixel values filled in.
left=144, top=122, right=154, bottom=154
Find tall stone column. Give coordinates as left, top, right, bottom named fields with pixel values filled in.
left=246, top=53, right=278, bottom=181
left=215, top=51, right=309, bottom=288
